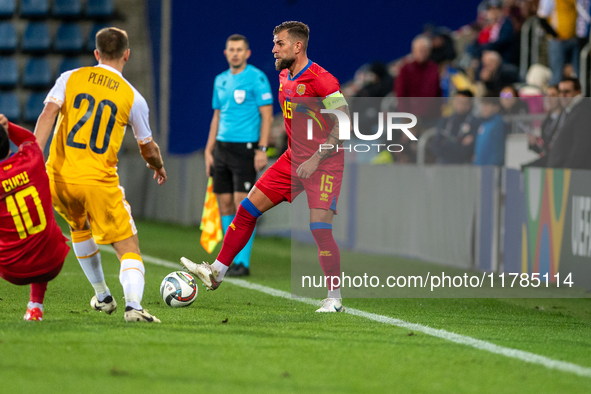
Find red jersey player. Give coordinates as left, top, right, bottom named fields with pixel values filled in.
left=0, top=115, right=70, bottom=321
left=182, top=21, right=350, bottom=312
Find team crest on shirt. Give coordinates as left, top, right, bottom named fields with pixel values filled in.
left=234, top=89, right=246, bottom=104
left=297, top=84, right=306, bottom=95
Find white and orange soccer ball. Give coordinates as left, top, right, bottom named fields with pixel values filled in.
left=160, top=271, right=198, bottom=307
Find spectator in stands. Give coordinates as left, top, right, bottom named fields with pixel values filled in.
left=424, top=26, right=457, bottom=66
left=395, top=35, right=442, bottom=162
left=519, top=64, right=552, bottom=97
left=356, top=62, right=393, bottom=98
left=429, top=90, right=481, bottom=164
left=505, top=0, right=527, bottom=33
left=537, top=0, right=579, bottom=85
left=500, top=85, right=530, bottom=134
left=518, top=0, right=540, bottom=20
left=480, top=0, right=519, bottom=64
left=395, top=35, right=442, bottom=105
left=518, top=64, right=552, bottom=116
left=576, top=0, right=591, bottom=49
left=524, top=85, right=562, bottom=167
left=499, top=85, right=530, bottom=115
left=546, top=77, right=591, bottom=169
left=474, top=95, right=506, bottom=165
left=479, top=50, right=521, bottom=95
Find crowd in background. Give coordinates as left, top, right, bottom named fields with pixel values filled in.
left=268, top=0, right=591, bottom=169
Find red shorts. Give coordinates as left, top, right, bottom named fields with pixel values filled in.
left=255, top=149, right=344, bottom=213
left=0, top=262, right=64, bottom=286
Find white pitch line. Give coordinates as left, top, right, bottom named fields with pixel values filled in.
left=94, top=246, right=591, bottom=379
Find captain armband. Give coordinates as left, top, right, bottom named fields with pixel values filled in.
left=322, top=91, right=347, bottom=110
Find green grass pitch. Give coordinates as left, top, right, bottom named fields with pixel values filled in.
left=1, top=218, right=591, bottom=393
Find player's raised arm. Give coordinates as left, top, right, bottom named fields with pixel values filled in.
left=6, top=119, right=36, bottom=145
left=34, top=102, right=60, bottom=151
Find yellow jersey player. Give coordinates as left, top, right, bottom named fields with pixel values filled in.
left=34, top=27, right=166, bottom=323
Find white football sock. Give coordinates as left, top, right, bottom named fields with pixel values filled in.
left=328, top=288, right=342, bottom=299
left=212, top=260, right=229, bottom=281
left=120, top=254, right=145, bottom=310
left=72, top=238, right=110, bottom=298
left=27, top=302, right=43, bottom=311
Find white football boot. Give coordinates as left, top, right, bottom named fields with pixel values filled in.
left=90, top=295, right=117, bottom=315
left=180, top=257, right=222, bottom=291
left=124, top=307, right=161, bottom=323
left=316, top=298, right=345, bottom=313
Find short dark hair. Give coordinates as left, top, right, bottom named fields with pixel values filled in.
left=501, top=85, right=519, bottom=97
left=560, top=77, right=581, bottom=92
left=226, top=34, right=249, bottom=49
left=456, top=89, right=474, bottom=98
left=96, top=27, right=129, bottom=60
left=273, top=21, right=310, bottom=51
left=0, top=123, right=9, bottom=160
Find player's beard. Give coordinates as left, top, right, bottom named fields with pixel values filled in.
left=275, top=56, right=295, bottom=71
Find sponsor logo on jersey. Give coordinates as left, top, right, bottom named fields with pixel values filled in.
left=320, top=192, right=329, bottom=202
left=320, top=251, right=332, bottom=257
left=234, top=89, right=246, bottom=104
left=244, top=182, right=252, bottom=191
left=297, top=84, right=306, bottom=95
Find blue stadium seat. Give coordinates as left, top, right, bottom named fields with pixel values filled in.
left=0, top=92, right=20, bottom=121
left=0, top=57, right=18, bottom=88
left=0, top=0, right=15, bottom=19
left=85, top=0, right=114, bottom=19
left=52, top=0, right=82, bottom=19
left=24, top=92, right=46, bottom=123
left=22, top=22, right=51, bottom=53
left=20, top=0, right=49, bottom=19
left=86, top=22, right=108, bottom=51
left=23, top=57, right=52, bottom=88
left=54, top=23, right=83, bottom=53
left=58, top=56, right=82, bottom=75
left=0, top=21, right=17, bottom=53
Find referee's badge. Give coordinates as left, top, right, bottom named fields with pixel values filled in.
left=234, top=89, right=246, bottom=104
left=297, top=84, right=306, bottom=95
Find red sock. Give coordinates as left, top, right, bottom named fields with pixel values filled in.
left=311, top=227, right=341, bottom=291
left=217, top=199, right=261, bottom=266
left=30, top=282, right=48, bottom=304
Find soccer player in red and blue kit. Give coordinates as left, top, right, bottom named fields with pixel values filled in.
left=0, top=115, right=70, bottom=321
left=182, top=21, right=350, bottom=312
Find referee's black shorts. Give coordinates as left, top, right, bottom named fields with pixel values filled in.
left=212, top=141, right=258, bottom=194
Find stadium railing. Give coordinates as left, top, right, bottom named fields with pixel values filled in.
left=520, top=17, right=544, bottom=80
